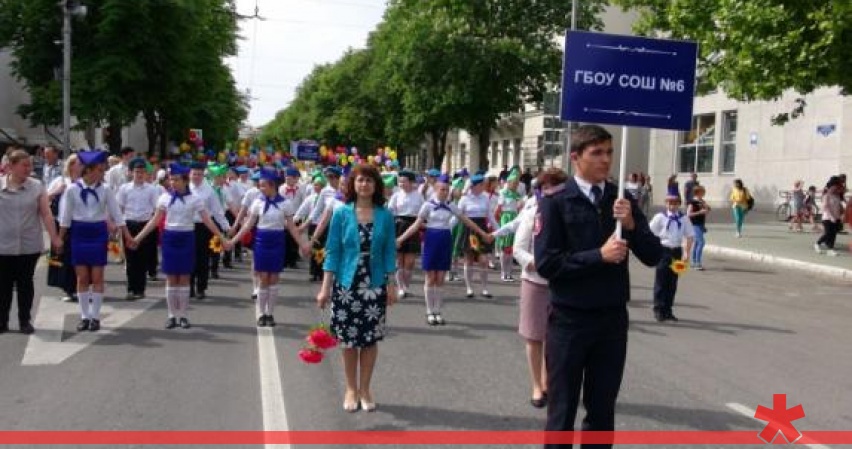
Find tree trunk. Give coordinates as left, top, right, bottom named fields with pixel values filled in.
left=476, top=128, right=491, bottom=171
left=158, top=117, right=168, bottom=160
left=435, top=130, right=447, bottom=171
left=143, top=110, right=157, bottom=156
left=106, top=121, right=123, bottom=154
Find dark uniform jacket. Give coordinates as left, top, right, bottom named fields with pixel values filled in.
left=534, top=178, right=663, bottom=309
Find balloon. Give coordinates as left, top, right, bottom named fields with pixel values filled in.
left=238, top=149, right=247, bottom=158
left=320, top=147, right=327, bottom=157
left=392, top=160, right=400, bottom=168
left=374, top=155, right=382, bottom=164
left=348, top=155, right=354, bottom=163
left=385, top=160, right=392, bottom=168
left=389, top=151, right=397, bottom=160
left=351, top=147, right=358, bottom=155
left=367, top=155, right=374, bottom=163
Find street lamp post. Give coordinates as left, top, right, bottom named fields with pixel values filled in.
left=560, top=0, right=579, bottom=170
left=60, top=0, right=86, bottom=159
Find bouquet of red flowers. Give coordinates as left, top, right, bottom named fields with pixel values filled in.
left=298, top=323, right=338, bottom=364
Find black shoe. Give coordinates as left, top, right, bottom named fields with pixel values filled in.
left=223, top=262, right=233, bottom=269
left=89, top=319, right=101, bottom=332
left=666, top=313, right=679, bottom=322
left=530, top=394, right=547, bottom=408
left=0, top=324, right=8, bottom=334
left=197, top=291, right=206, bottom=300
left=189, top=289, right=196, bottom=298
left=266, top=315, right=276, bottom=327
left=165, top=317, right=177, bottom=329
left=64, top=294, right=78, bottom=303
left=179, top=318, right=191, bottom=329
left=251, top=293, right=258, bottom=300
left=654, top=313, right=666, bottom=322
left=257, top=315, right=268, bottom=327
left=434, top=314, right=445, bottom=326
left=134, top=292, right=145, bottom=299
left=426, top=314, right=437, bottom=326
left=77, top=319, right=90, bottom=331
left=211, top=271, right=220, bottom=279
left=19, top=323, right=35, bottom=335
left=148, top=274, right=158, bottom=281
left=126, top=292, right=136, bottom=301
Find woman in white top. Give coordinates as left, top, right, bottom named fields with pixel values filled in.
left=132, top=163, right=225, bottom=329
left=387, top=170, right=425, bottom=298
left=58, top=151, right=131, bottom=333
left=512, top=169, right=566, bottom=408
left=397, top=175, right=491, bottom=325
left=456, top=174, right=499, bottom=298
left=46, top=154, right=82, bottom=302
left=228, top=170, right=309, bottom=327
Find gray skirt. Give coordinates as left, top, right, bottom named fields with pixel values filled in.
left=518, top=279, right=550, bottom=342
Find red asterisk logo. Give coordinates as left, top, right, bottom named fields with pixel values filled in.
left=754, top=394, right=806, bottom=444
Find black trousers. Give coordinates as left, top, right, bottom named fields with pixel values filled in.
left=125, top=221, right=158, bottom=295
left=190, top=223, right=213, bottom=293
left=284, top=226, right=299, bottom=268
left=545, top=305, right=628, bottom=449
left=222, top=211, right=240, bottom=266
left=653, top=247, right=682, bottom=317
left=0, top=253, right=41, bottom=327
left=817, top=220, right=841, bottom=249
left=308, top=224, right=327, bottom=279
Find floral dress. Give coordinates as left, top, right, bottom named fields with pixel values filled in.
left=330, top=223, right=387, bottom=348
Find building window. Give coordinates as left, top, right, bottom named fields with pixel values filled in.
left=513, top=138, right=522, bottom=166
left=721, top=110, right=737, bottom=173
left=460, top=143, right=467, bottom=167
left=491, top=142, right=499, bottom=167
left=502, top=139, right=510, bottom=167
left=678, top=113, right=715, bottom=173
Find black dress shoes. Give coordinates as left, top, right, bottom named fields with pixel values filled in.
left=19, top=323, right=35, bottom=335
left=165, top=317, right=177, bottom=329
left=179, top=318, right=191, bottom=329
left=257, top=315, right=268, bottom=327
left=89, top=319, right=101, bottom=332
left=77, top=319, right=90, bottom=331
left=530, top=392, right=548, bottom=409
left=197, top=290, right=206, bottom=300
left=266, top=315, right=276, bottom=327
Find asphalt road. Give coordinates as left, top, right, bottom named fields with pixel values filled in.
left=0, top=252, right=849, bottom=449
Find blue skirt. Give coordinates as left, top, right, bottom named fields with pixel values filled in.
left=422, top=228, right=453, bottom=271
left=70, top=221, right=108, bottom=267
left=161, top=230, right=195, bottom=275
left=253, top=229, right=286, bottom=273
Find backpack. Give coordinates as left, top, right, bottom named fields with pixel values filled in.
left=745, top=189, right=755, bottom=211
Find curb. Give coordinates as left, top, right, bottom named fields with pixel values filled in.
left=703, top=244, right=852, bottom=282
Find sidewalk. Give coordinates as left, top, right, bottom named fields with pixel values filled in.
left=699, top=210, right=852, bottom=281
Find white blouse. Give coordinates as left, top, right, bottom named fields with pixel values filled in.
left=249, top=196, right=295, bottom=230
left=157, top=192, right=204, bottom=231
left=418, top=200, right=461, bottom=230
left=458, top=192, right=498, bottom=229
left=59, top=180, right=124, bottom=228
left=512, top=206, right=547, bottom=285
left=388, top=189, right=425, bottom=217
left=648, top=211, right=695, bottom=249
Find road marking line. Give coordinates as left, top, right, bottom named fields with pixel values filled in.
left=726, top=402, right=831, bottom=449
left=258, top=327, right=291, bottom=449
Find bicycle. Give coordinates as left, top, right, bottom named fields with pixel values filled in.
left=776, top=191, right=792, bottom=221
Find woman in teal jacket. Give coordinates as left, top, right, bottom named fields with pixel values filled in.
left=317, top=164, right=398, bottom=413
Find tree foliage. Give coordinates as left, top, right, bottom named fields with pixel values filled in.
left=612, top=0, right=852, bottom=123
left=0, top=0, right=246, bottom=154
left=262, top=0, right=606, bottom=169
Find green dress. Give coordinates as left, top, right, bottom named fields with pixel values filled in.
left=496, top=188, right=523, bottom=252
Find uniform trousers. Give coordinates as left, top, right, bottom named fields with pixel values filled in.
left=190, top=223, right=213, bottom=295
left=545, top=304, right=628, bottom=449
left=653, top=247, right=682, bottom=317
left=125, top=220, right=158, bottom=295
left=0, top=253, right=41, bottom=328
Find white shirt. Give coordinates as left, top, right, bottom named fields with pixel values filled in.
left=418, top=200, right=461, bottom=230
left=117, top=181, right=160, bottom=222
left=241, top=186, right=262, bottom=209
left=574, top=175, right=606, bottom=204
left=458, top=191, right=498, bottom=229
left=105, top=162, right=129, bottom=192
left=189, top=181, right=229, bottom=230
left=279, top=182, right=306, bottom=212
left=249, top=196, right=295, bottom=230
left=308, top=185, right=336, bottom=224
left=388, top=189, right=425, bottom=217
left=512, top=205, right=547, bottom=285
left=59, top=180, right=124, bottom=228
left=493, top=195, right=538, bottom=237
left=295, top=191, right=319, bottom=222
left=157, top=192, right=204, bottom=231
left=648, top=211, right=695, bottom=248
left=226, top=180, right=247, bottom=204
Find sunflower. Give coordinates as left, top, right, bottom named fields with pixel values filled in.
left=469, top=235, right=481, bottom=252
left=108, top=240, right=122, bottom=258
left=313, top=248, right=325, bottom=264
left=209, top=235, right=223, bottom=253
left=670, top=259, right=689, bottom=275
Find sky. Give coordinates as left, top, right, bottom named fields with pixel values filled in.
left=227, top=0, right=388, bottom=127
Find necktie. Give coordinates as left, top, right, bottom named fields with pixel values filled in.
left=590, top=185, right=602, bottom=207
left=264, top=194, right=283, bottom=214
left=170, top=190, right=189, bottom=206
left=666, top=212, right=683, bottom=230
left=77, top=182, right=100, bottom=205
left=430, top=200, right=452, bottom=212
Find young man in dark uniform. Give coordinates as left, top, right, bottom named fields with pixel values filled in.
left=534, top=125, right=663, bottom=448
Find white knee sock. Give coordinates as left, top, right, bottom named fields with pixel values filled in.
left=403, top=269, right=412, bottom=290
left=165, top=286, right=177, bottom=318
left=423, top=284, right=433, bottom=314
left=78, top=290, right=91, bottom=320
left=463, top=264, right=473, bottom=292
left=267, top=286, right=278, bottom=316
left=500, top=253, right=511, bottom=277
left=433, top=285, right=443, bottom=314
left=90, top=291, right=103, bottom=320
left=479, top=267, right=488, bottom=291
left=177, top=287, right=190, bottom=319
left=257, top=288, right=269, bottom=318
left=395, top=270, right=405, bottom=292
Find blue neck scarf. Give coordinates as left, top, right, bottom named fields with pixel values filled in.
left=170, top=189, right=190, bottom=206
left=666, top=211, right=684, bottom=230
left=264, top=194, right=284, bottom=214
left=430, top=200, right=452, bottom=212
left=76, top=181, right=100, bottom=205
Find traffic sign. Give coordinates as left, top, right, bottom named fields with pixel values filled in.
left=560, top=31, right=698, bottom=130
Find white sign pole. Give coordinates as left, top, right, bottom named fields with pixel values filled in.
left=615, top=125, right=628, bottom=240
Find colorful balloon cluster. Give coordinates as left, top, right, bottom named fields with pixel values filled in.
left=316, top=145, right=400, bottom=169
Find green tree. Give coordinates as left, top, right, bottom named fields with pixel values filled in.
left=612, top=0, right=852, bottom=123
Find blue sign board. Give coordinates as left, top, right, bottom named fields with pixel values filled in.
left=561, top=31, right=698, bottom=130
left=291, top=140, right=320, bottom=161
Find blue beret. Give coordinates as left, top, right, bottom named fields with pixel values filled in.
left=169, top=163, right=190, bottom=176
left=259, top=168, right=280, bottom=183
left=285, top=167, right=300, bottom=178
left=77, top=151, right=107, bottom=167
left=128, top=157, right=147, bottom=170
left=470, top=174, right=485, bottom=185
left=189, top=161, right=206, bottom=170
left=324, top=166, right=343, bottom=176
left=426, top=168, right=441, bottom=177
left=250, top=171, right=261, bottom=181
left=234, top=166, right=249, bottom=174
left=437, top=174, right=451, bottom=184
left=398, top=169, right=416, bottom=181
